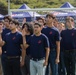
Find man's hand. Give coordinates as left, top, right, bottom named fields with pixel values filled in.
left=22, top=18, right=26, bottom=24
left=43, top=60, right=48, bottom=67
left=22, top=28, right=26, bottom=37
left=55, top=58, right=59, bottom=64
left=20, top=60, right=25, bottom=67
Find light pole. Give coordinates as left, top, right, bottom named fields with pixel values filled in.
left=7, top=0, right=10, bottom=15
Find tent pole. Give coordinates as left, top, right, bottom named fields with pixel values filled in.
left=8, top=0, right=10, bottom=15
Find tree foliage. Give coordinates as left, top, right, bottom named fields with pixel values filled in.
left=0, top=0, right=75, bottom=15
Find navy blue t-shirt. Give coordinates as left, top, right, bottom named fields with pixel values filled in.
left=2, top=28, right=11, bottom=53
left=26, top=35, right=31, bottom=55
left=3, top=31, right=23, bottom=56
left=42, top=26, right=60, bottom=49
left=61, top=28, right=76, bottom=50
left=27, top=33, right=49, bottom=59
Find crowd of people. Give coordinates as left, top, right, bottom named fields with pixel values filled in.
left=0, top=13, right=76, bottom=75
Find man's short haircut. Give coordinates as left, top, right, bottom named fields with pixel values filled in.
left=66, top=16, right=74, bottom=22
left=34, top=22, right=42, bottom=27
left=37, top=17, right=45, bottom=23
left=46, top=13, right=56, bottom=19
left=4, top=15, right=12, bottom=21
left=10, top=19, right=19, bottom=25
left=15, top=20, right=19, bottom=26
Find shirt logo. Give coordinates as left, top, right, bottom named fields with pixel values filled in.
left=38, top=40, right=41, bottom=44
left=49, top=31, right=52, bottom=34
left=72, top=33, right=74, bottom=36
left=12, top=37, right=16, bottom=40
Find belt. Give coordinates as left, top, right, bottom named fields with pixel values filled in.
left=31, top=57, right=45, bottom=61
left=7, top=56, right=20, bottom=59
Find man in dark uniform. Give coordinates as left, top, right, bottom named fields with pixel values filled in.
left=1, top=16, right=11, bottom=75
left=22, top=23, right=50, bottom=75
left=61, top=17, right=76, bottom=75
left=0, top=19, right=25, bottom=75
left=42, top=13, right=60, bottom=75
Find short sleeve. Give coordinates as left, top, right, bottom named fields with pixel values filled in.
left=26, top=36, right=32, bottom=45
left=19, top=35, right=23, bottom=45
left=55, top=30, right=60, bottom=41
left=44, top=35, right=50, bottom=48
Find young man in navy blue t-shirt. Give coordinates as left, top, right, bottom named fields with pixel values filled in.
left=22, top=23, right=50, bottom=75
left=0, top=19, right=25, bottom=75
left=42, top=13, right=60, bottom=75
left=1, top=16, right=11, bottom=75
left=61, top=17, right=76, bottom=75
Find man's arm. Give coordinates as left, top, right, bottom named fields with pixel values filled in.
left=22, top=28, right=29, bottom=49
left=56, top=41, right=60, bottom=64
left=22, top=35, right=29, bottom=49
left=20, top=44, right=26, bottom=67
left=43, top=47, right=50, bottom=66
left=0, top=26, right=5, bottom=47
left=0, top=33, right=5, bottom=47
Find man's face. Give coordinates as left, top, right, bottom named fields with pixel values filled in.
left=53, top=20, right=58, bottom=28
left=38, top=19, right=44, bottom=25
left=34, top=25, right=41, bottom=34
left=38, top=19, right=44, bottom=28
left=4, top=19, right=10, bottom=27
left=58, top=23, right=65, bottom=31
left=45, top=16, right=53, bottom=25
left=65, top=20, right=72, bottom=28
left=10, top=21, right=16, bottom=30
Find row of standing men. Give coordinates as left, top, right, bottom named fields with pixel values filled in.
left=0, top=14, right=76, bottom=75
